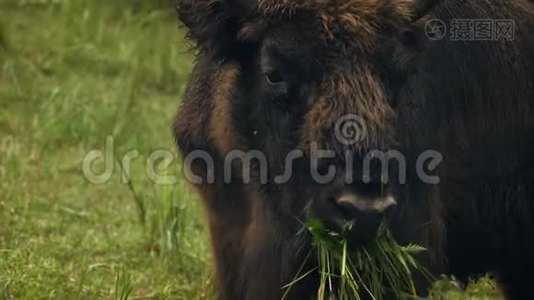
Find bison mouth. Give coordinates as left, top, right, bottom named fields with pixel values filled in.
left=308, top=180, right=397, bottom=242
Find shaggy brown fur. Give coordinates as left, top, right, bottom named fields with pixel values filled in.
left=174, top=0, right=534, bottom=299
left=300, top=63, right=395, bottom=151
left=210, top=63, right=241, bottom=154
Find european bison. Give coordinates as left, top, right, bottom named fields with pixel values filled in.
left=173, top=0, right=534, bottom=299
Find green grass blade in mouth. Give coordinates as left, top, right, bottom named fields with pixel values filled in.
left=293, top=219, right=431, bottom=300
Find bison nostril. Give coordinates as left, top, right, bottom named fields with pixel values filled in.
left=326, top=196, right=353, bottom=220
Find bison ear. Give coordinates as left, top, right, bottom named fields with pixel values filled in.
left=405, top=0, right=439, bottom=22
left=176, top=0, right=258, bottom=57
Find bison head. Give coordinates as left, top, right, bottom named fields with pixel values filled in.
left=176, top=0, right=439, bottom=240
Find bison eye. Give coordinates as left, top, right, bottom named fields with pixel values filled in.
left=265, top=69, right=284, bottom=85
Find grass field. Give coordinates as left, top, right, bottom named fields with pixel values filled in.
left=0, top=0, right=501, bottom=299
left=0, top=1, right=212, bottom=298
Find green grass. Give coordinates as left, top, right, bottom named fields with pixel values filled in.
left=0, top=0, right=212, bottom=298
left=289, top=220, right=430, bottom=300
left=287, top=220, right=501, bottom=300
left=0, top=0, right=502, bottom=298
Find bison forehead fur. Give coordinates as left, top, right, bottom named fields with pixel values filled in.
left=258, top=0, right=414, bottom=38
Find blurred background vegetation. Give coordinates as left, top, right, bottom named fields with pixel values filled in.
left=0, top=0, right=212, bottom=298
left=0, top=0, right=500, bottom=299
